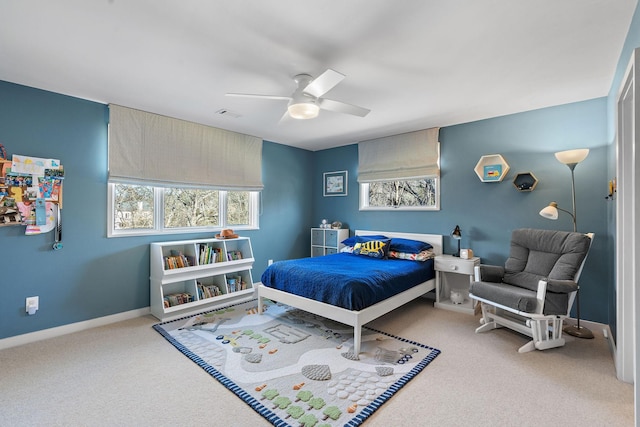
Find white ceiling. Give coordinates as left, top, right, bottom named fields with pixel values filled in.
left=0, top=1, right=636, bottom=151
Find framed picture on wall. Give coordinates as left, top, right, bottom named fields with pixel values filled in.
left=323, top=170, right=348, bottom=197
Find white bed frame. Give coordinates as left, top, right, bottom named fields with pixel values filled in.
left=257, top=230, right=443, bottom=356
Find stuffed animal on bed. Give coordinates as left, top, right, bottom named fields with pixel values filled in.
left=352, top=239, right=391, bottom=259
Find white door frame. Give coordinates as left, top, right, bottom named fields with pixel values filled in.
left=615, top=49, right=638, bottom=388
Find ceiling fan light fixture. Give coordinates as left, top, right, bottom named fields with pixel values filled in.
left=288, top=101, right=319, bottom=119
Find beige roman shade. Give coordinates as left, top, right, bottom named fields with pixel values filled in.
left=357, top=127, right=440, bottom=182
left=108, top=105, right=263, bottom=191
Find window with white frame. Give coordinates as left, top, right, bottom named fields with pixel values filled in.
left=360, top=178, right=438, bottom=210
left=108, top=184, right=258, bottom=237
left=107, top=105, right=262, bottom=237
left=358, top=128, right=440, bottom=211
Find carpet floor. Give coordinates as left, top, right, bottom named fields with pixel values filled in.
left=0, top=297, right=634, bottom=426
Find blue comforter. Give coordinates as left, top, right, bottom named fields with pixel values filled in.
left=260, top=253, right=435, bottom=311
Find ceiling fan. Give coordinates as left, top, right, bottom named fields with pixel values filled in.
left=226, top=69, right=370, bottom=120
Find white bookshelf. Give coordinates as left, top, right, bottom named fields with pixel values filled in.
left=150, top=237, right=255, bottom=321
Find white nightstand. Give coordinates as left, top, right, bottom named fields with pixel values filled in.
left=434, top=254, right=480, bottom=315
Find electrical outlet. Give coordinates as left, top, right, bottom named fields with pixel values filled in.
left=26, top=296, right=39, bottom=315
left=268, top=259, right=273, bottom=265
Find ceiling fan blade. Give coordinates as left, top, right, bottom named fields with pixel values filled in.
left=278, top=110, right=292, bottom=124
left=318, top=98, right=370, bottom=117
left=303, top=69, right=345, bottom=98
left=226, top=93, right=291, bottom=101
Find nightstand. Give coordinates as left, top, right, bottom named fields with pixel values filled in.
left=434, top=254, right=480, bottom=314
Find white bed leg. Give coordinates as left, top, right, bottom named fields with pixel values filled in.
left=258, top=295, right=263, bottom=315
left=353, top=326, right=362, bottom=358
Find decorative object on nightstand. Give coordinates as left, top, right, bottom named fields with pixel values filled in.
left=459, top=248, right=474, bottom=259
left=450, top=225, right=462, bottom=257
left=434, top=254, right=481, bottom=314
left=539, top=147, right=593, bottom=339
left=450, top=290, right=465, bottom=304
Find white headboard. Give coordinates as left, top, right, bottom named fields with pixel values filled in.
left=355, top=230, right=443, bottom=256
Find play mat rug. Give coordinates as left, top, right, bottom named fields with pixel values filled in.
left=153, top=299, right=440, bottom=427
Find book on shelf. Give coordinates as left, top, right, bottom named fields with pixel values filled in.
left=163, top=292, right=194, bottom=308
left=226, top=275, right=247, bottom=293
left=227, top=250, right=243, bottom=261
left=197, top=281, right=223, bottom=299
left=198, top=244, right=223, bottom=265
left=163, top=250, right=195, bottom=270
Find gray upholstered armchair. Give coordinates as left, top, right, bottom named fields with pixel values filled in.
left=469, top=228, right=593, bottom=353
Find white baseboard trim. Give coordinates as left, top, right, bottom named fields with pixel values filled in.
left=602, top=325, right=617, bottom=361
left=563, top=316, right=606, bottom=332
left=564, top=317, right=615, bottom=357
left=564, top=317, right=609, bottom=332
left=0, top=306, right=151, bottom=351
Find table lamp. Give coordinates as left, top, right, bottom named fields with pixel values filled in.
left=451, top=225, right=462, bottom=257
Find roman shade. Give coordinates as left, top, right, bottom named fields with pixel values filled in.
left=108, top=105, right=263, bottom=191
left=357, top=127, right=440, bottom=183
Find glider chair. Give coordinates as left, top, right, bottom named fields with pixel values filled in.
left=469, top=228, right=593, bottom=353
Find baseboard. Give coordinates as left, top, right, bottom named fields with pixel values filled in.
left=563, top=316, right=603, bottom=329
left=0, top=306, right=151, bottom=351
left=602, top=325, right=617, bottom=361
left=563, top=317, right=614, bottom=356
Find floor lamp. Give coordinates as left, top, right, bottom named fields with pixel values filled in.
left=539, top=148, right=593, bottom=339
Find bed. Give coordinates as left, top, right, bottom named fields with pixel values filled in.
left=257, top=230, right=443, bottom=356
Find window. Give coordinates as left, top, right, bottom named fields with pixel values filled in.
left=108, top=105, right=263, bottom=192
left=112, top=184, right=154, bottom=230
left=360, top=178, right=439, bottom=210
left=358, top=127, right=440, bottom=211
left=108, top=183, right=258, bottom=237
left=163, top=188, right=219, bottom=228
left=107, top=105, right=263, bottom=237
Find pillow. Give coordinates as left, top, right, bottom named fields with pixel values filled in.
left=352, top=239, right=391, bottom=259
left=340, top=245, right=354, bottom=253
left=389, top=248, right=435, bottom=261
left=389, top=238, right=432, bottom=253
left=341, top=234, right=388, bottom=247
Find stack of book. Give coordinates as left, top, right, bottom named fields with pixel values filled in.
left=197, top=281, right=223, bottom=299
left=198, top=244, right=222, bottom=264
left=163, top=250, right=194, bottom=270
left=163, top=292, right=193, bottom=307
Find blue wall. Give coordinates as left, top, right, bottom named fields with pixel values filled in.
left=315, top=98, right=610, bottom=324
left=0, top=81, right=313, bottom=339
left=0, top=77, right=622, bottom=339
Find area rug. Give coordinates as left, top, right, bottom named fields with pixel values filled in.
left=153, top=299, right=440, bottom=427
